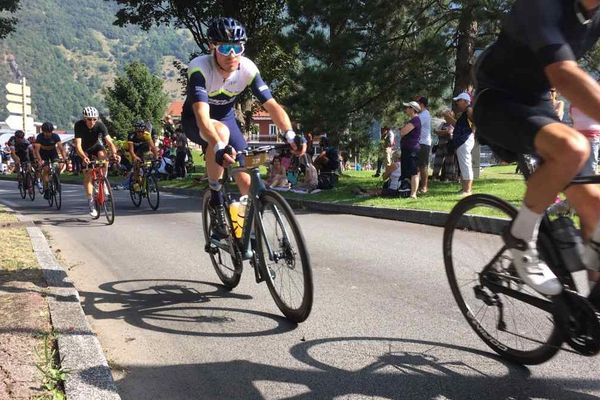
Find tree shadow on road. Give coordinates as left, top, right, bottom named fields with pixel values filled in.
left=87, top=336, right=599, bottom=400
left=78, top=278, right=298, bottom=338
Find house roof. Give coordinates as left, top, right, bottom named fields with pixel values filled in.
left=252, top=109, right=271, bottom=121
left=167, top=101, right=184, bottom=117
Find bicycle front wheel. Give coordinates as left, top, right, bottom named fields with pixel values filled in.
left=26, top=172, right=35, bottom=201
left=443, top=194, right=562, bottom=365
left=129, top=178, right=142, bottom=207
left=146, top=174, right=160, bottom=210
left=101, top=177, right=115, bottom=225
left=53, top=174, right=62, bottom=210
left=255, top=190, right=313, bottom=323
left=46, top=178, right=54, bottom=207
left=18, top=173, right=26, bottom=199
left=201, top=191, right=242, bottom=289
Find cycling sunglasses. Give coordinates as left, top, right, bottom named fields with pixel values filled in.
left=215, top=43, right=245, bottom=56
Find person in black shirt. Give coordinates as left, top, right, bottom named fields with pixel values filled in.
left=74, top=106, right=119, bottom=217
left=7, top=130, right=32, bottom=172
left=474, top=0, right=600, bottom=295
left=34, top=122, right=67, bottom=199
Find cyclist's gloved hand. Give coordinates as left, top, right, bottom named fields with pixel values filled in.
left=215, top=143, right=236, bottom=166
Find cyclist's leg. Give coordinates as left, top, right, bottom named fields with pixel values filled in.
left=223, top=118, right=250, bottom=196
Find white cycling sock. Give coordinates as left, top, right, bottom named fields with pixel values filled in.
left=511, top=203, right=543, bottom=243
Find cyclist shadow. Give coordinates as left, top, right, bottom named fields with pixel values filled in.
left=78, top=279, right=298, bottom=338
left=99, top=336, right=599, bottom=400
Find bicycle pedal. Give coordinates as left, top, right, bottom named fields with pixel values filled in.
left=204, top=243, right=218, bottom=254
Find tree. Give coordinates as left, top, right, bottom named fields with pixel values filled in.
left=0, top=0, right=20, bottom=39
left=103, top=61, right=168, bottom=139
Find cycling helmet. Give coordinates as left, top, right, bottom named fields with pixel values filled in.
left=134, top=120, right=146, bottom=131
left=14, top=130, right=25, bottom=138
left=207, top=17, right=247, bottom=43
left=41, top=122, right=54, bottom=133
left=82, top=106, right=99, bottom=118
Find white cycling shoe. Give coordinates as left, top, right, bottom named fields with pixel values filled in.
left=89, top=199, right=98, bottom=218
left=503, top=230, right=562, bottom=296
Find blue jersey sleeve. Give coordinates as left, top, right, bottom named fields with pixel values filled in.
left=516, top=0, right=576, bottom=66
left=187, top=71, right=209, bottom=104
left=250, top=73, right=273, bottom=104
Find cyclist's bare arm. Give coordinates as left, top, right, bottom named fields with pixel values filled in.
left=546, top=60, right=600, bottom=123
left=56, top=142, right=67, bottom=161
left=104, top=135, right=119, bottom=159
left=127, top=141, right=139, bottom=162
left=74, top=138, right=88, bottom=163
left=147, top=138, right=159, bottom=159
left=262, top=99, right=306, bottom=154
left=33, top=143, right=42, bottom=163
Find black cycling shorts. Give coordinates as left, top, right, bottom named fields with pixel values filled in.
left=182, top=115, right=246, bottom=166
left=39, top=151, right=58, bottom=164
left=85, top=142, right=106, bottom=158
left=473, top=88, right=560, bottom=161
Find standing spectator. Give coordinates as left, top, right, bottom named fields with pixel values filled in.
left=432, top=109, right=458, bottom=181
left=163, top=115, right=175, bottom=137
left=416, top=96, right=432, bottom=193
left=174, top=127, right=189, bottom=178
left=399, top=101, right=422, bottom=199
left=373, top=126, right=394, bottom=177
left=571, top=105, right=600, bottom=176
left=450, top=92, right=475, bottom=196
left=551, top=88, right=565, bottom=121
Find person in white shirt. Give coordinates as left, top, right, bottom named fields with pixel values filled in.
left=571, top=105, right=600, bottom=175
left=417, top=96, right=432, bottom=193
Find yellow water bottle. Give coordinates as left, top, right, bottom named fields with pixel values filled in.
left=229, top=201, right=242, bottom=238
left=237, top=195, right=248, bottom=234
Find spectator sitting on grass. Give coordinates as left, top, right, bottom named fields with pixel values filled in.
left=381, top=150, right=402, bottom=196
left=314, top=136, right=339, bottom=173
left=266, top=156, right=289, bottom=189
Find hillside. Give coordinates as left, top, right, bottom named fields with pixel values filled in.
left=0, top=0, right=196, bottom=128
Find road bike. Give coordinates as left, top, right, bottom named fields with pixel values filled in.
left=16, top=161, right=36, bottom=201
left=201, top=146, right=313, bottom=323
left=443, top=174, right=600, bottom=365
left=129, top=159, right=160, bottom=210
left=87, top=160, right=115, bottom=225
left=43, top=160, right=64, bottom=210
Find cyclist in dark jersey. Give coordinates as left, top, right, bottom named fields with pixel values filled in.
left=33, top=122, right=67, bottom=199
left=7, top=130, right=32, bottom=171
left=73, top=106, right=119, bottom=217
left=182, top=17, right=305, bottom=238
left=474, top=0, right=600, bottom=295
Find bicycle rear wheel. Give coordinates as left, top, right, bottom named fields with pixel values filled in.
left=201, top=191, right=242, bottom=289
left=255, top=190, right=313, bottom=323
left=53, top=174, right=61, bottom=210
left=26, top=172, right=35, bottom=201
left=101, top=177, right=115, bottom=225
left=18, top=173, right=26, bottom=199
left=443, top=194, right=562, bottom=365
left=146, top=174, right=160, bottom=210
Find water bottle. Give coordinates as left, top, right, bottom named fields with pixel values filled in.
left=238, top=195, right=248, bottom=226
left=549, top=216, right=585, bottom=272
left=229, top=201, right=242, bottom=239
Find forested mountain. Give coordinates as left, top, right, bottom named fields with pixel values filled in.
left=0, top=0, right=196, bottom=128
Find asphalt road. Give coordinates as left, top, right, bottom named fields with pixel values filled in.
left=0, top=180, right=598, bottom=400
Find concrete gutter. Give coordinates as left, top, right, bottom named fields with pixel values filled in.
left=17, top=211, right=121, bottom=400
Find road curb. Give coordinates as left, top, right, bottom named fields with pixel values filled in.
left=17, top=215, right=121, bottom=399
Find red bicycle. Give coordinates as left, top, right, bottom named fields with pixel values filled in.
left=86, top=160, right=115, bottom=225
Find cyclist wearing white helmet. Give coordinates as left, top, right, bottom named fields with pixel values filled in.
left=181, top=17, right=306, bottom=238
left=74, top=106, right=119, bottom=218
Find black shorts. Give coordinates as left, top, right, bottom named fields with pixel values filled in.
left=85, top=142, right=106, bottom=158
left=182, top=115, right=247, bottom=166
left=39, top=151, right=58, bottom=164
left=473, top=88, right=560, bottom=161
left=400, top=148, right=419, bottom=179
left=417, top=145, right=431, bottom=168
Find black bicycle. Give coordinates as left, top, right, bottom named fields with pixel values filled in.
left=17, top=161, right=36, bottom=201
left=129, top=159, right=160, bottom=210
left=201, top=146, right=313, bottom=323
left=444, top=174, right=600, bottom=365
left=44, top=160, right=63, bottom=210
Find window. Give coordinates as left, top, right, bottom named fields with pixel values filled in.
left=269, top=124, right=279, bottom=137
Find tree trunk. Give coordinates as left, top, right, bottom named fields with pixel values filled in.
left=453, top=3, right=478, bottom=97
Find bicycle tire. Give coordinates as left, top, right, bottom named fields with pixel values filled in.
left=129, top=177, right=142, bottom=207
left=91, top=178, right=101, bottom=220
left=255, top=190, right=313, bottom=323
left=443, top=194, right=563, bottom=365
left=18, top=173, right=26, bottom=199
left=146, top=174, right=160, bottom=210
left=201, top=191, right=242, bottom=289
left=26, top=172, right=35, bottom=201
left=101, top=176, right=115, bottom=225
left=53, top=174, right=61, bottom=210
left=46, top=177, right=54, bottom=207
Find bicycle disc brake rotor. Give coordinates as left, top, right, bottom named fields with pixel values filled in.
left=556, top=290, right=600, bottom=356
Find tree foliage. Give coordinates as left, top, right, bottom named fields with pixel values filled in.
left=0, top=0, right=20, bottom=38
left=103, top=61, right=168, bottom=139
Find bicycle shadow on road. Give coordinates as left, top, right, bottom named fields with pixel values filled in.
left=78, top=278, right=297, bottom=338
left=95, top=336, right=599, bottom=400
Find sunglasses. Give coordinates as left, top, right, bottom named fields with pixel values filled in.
left=215, top=43, right=245, bottom=56
left=85, top=118, right=98, bottom=122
